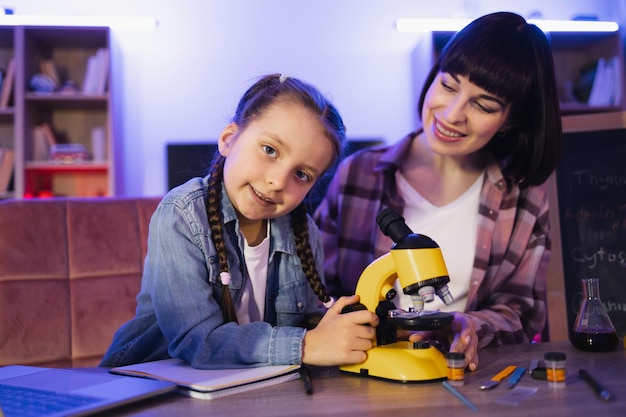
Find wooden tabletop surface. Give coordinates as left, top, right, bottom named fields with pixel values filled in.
left=99, top=341, right=626, bottom=417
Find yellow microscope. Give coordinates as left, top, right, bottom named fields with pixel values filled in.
left=340, top=208, right=455, bottom=383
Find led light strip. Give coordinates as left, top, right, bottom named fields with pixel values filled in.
left=0, top=14, right=157, bottom=29
left=396, top=18, right=619, bottom=33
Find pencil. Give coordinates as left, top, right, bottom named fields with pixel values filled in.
left=300, top=366, right=314, bottom=395
left=442, top=381, right=479, bottom=412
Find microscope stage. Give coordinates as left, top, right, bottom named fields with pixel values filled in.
left=387, top=311, right=453, bottom=330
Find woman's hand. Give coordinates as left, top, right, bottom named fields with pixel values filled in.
left=407, top=311, right=479, bottom=371
left=302, top=295, right=379, bottom=366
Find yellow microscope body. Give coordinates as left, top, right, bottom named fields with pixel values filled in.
left=339, top=208, right=455, bottom=383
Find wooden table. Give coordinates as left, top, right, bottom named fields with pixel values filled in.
left=99, top=341, right=626, bottom=416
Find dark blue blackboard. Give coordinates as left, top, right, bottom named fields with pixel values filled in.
left=556, top=128, right=626, bottom=337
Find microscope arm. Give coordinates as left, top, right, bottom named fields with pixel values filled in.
left=353, top=252, right=397, bottom=312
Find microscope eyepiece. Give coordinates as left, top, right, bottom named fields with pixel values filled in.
left=377, top=208, right=437, bottom=249
left=376, top=208, right=412, bottom=243
left=376, top=208, right=453, bottom=307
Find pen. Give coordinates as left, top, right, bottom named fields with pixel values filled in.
left=578, top=368, right=610, bottom=401
left=479, top=365, right=517, bottom=390
left=442, top=381, right=479, bottom=412
left=300, top=366, right=314, bottom=395
left=507, top=367, right=526, bottom=388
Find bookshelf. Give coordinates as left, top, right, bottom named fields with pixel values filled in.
left=0, top=25, right=115, bottom=198
left=412, top=29, right=626, bottom=117
left=0, top=28, right=15, bottom=199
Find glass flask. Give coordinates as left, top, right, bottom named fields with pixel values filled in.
left=570, top=278, right=619, bottom=352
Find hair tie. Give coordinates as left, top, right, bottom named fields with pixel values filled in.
left=279, top=74, right=289, bottom=83
left=220, top=272, right=231, bottom=286
left=323, top=297, right=335, bottom=309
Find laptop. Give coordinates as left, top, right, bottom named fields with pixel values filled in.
left=0, top=364, right=176, bottom=417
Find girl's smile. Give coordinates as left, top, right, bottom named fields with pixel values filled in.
left=250, top=184, right=276, bottom=207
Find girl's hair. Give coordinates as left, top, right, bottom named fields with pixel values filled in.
left=418, top=11, right=563, bottom=187
left=207, top=74, right=346, bottom=323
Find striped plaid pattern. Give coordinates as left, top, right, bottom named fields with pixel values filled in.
left=314, top=132, right=550, bottom=347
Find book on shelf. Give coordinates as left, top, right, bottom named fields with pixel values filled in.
left=32, top=126, right=52, bottom=161
left=0, top=147, right=15, bottom=194
left=82, top=54, right=99, bottom=94
left=588, top=56, right=622, bottom=107
left=609, top=56, right=623, bottom=106
left=41, top=123, right=59, bottom=146
left=0, top=57, right=15, bottom=108
left=95, top=48, right=110, bottom=94
left=82, top=48, right=110, bottom=95
left=111, top=358, right=301, bottom=400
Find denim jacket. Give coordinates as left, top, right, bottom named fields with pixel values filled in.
left=100, top=177, right=324, bottom=369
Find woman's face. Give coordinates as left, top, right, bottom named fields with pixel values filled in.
left=218, top=100, right=334, bottom=225
left=421, top=72, right=510, bottom=158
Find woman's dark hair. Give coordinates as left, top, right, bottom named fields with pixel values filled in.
left=418, top=11, right=562, bottom=186
left=207, top=74, right=346, bottom=323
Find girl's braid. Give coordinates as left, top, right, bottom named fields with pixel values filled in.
left=206, top=154, right=238, bottom=324
left=290, top=203, right=331, bottom=304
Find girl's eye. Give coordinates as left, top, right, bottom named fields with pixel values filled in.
left=295, top=170, right=311, bottom=184
left=263, top=145, right=277, bottom=157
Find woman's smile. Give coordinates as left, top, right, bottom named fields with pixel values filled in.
left=434, top=118, right=465, bottom=142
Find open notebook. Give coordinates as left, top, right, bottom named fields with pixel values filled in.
left=111, top=359, right=301, bottom=400
left=0, top=365, right=176, bottom=417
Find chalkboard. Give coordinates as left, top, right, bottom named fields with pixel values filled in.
left=556, top=128, right=626, bottom=338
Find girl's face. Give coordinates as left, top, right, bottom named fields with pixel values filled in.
left=421, top=72, right=510, bottom=158
left=218, top=100, right=334, bottom=225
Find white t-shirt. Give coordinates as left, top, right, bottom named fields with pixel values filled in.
left=235, top=224, right=270, bottom=325
left=391, top=171, right=482, bottom=312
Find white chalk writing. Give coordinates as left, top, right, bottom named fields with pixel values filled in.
left=570, top=169, right=626, bottom=190
left=571, top=247, right=626, bottom=269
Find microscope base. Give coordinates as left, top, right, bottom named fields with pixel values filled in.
left=339, top=341, right=447, bottom=383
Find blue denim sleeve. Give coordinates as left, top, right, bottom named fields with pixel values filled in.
left=142, top=185, right=306, bottom=368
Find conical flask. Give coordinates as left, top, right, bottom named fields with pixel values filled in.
left=570, top=278, right=619, bottom=352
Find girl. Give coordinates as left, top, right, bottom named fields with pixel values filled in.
left=101, top=74, right=378, bottom=368
left=315, top=12, right=563, bottom=371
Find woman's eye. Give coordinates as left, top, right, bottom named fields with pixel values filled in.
left=441, top=81, right=455, bottom=92
left=295, top=170, right=311, bottom=183
left=263, top=145, right=277, bottom=157
left=474, top=102, right=498, bottom=114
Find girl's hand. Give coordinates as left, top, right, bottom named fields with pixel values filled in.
left=302, top=295, right=379, bottom=366
left=407, top=311, right=479, bottom=371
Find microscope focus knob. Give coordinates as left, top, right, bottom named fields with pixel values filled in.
left=341, top=302, right=368, bottom=314
left=413, top=341, right=430, bottom=349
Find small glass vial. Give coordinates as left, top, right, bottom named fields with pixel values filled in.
left=544, top=352, right=566, bottom=383
left=445, top=352, right=465, bottom=386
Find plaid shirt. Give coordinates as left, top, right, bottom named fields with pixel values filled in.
left=314, top=133, right=550, bottom=347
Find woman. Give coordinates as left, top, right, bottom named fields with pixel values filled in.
left=315, top=12, right=562, bottom=371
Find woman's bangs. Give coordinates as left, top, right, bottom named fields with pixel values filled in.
left=440, top=42, right=531, bottom=103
